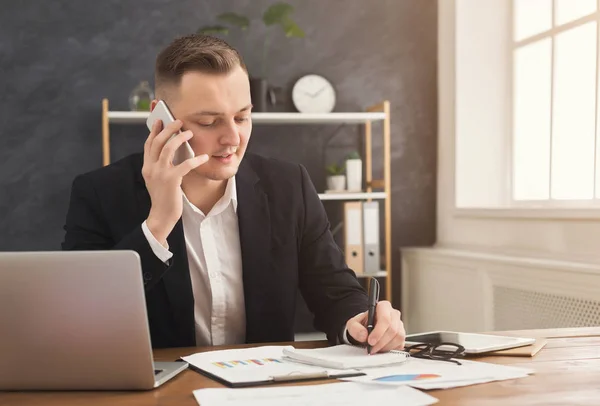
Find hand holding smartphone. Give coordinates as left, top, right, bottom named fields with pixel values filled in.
left=146, top=100, right=195, bottom=165
left=142, top=100, right=208, bottom=245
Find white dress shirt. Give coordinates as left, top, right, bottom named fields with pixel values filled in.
left=141, top=177, right=246, bottom=346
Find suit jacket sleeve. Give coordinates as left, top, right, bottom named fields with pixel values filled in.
left=61, top=174, right=171, bottom=291
left=296, top=164, right=369, bottom=344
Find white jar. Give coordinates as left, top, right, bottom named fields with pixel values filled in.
left=345, top=159, right=362, bottom=191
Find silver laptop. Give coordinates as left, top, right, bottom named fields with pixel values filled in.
left=0, top=250, right=188, bottom=390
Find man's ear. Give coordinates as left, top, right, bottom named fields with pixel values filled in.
left=150, top=99, right=159, bottom=112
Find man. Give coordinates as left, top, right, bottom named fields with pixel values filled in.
left=62, top=34, right=405, bottom=351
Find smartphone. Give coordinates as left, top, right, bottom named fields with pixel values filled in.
left=146, top=100, right=195, bottom=165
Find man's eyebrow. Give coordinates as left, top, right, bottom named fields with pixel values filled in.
left=188, top=104, right=254, bottom=117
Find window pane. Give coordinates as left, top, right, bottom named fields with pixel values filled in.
left=513, top=0, right=552, bottom=41
left=513, top=39, right=552, bottom=200
left=555, top=0, right=597, bottom=26
left=552, top=22, right=597, bottom=200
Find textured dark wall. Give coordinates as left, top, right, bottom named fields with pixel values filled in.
left=0, top=1, right=437, bottom=312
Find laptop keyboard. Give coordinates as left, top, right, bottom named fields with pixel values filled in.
left=154, top=369, right=163, bottom=375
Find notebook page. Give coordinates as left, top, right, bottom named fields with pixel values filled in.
left=282, top=345, right=409, bottom=369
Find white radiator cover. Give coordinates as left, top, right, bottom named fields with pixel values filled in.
left=401, top=247, right=600, bottom=334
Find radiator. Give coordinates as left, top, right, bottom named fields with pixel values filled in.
left=400, top=247, right=600, bottom=334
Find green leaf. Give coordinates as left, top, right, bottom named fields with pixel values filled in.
left=196, top=25, right=229, bottom=35
left=281, top=18, right=305, bottom=38
left=326, top=163, right=344, bottom=175
left=263, top=2, right=294, bottom=26
left=217, top=12, right=250, bottom=30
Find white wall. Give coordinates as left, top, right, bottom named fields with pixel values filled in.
left=455, top=0, right=511, bottom=208
left=437, top=0, right=600, bottom=264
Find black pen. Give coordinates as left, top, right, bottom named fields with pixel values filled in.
left=366, top=277, right=379, bottom=355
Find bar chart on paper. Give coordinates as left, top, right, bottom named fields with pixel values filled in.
left=213, top=358, right=283, bottom=369
left=182, top=346, right=353, bottom=385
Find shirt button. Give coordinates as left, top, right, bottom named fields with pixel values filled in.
left=143, top=272, right=152, bottom=281
left=209, top=272, right=217, bottom=279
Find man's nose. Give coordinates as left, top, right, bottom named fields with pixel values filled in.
left=220, top=120, right=240, bottom=146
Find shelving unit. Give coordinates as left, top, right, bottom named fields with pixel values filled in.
left=318, top=192, right=386, bottom=201
left=101, top=98, right=392, bottom=301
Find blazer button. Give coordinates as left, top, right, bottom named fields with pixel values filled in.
left=143, top=272, right=152, bottom=281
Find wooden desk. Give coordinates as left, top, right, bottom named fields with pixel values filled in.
left=4, top=328, right=600, bottom=405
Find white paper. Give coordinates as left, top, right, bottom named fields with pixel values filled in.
left=342, top=357, right=534, bottom=390
left=193, top=382, right=438, bottom=406
left=181, top=346, right=354, bottom=385
left=410, top=373, right=531, bottom=390
left=283, top=344, right=409, bottom=369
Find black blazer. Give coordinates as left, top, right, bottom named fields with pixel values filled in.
left=62, top=152, right=368, bottom=348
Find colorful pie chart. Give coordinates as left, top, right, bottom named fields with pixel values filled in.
left=374, top=373, right=441, bottom=382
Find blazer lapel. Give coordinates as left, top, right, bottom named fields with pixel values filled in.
left=134, top=161, right=195, bottom=345
left=236, top=161, right=272, bottom=343
left=163, top=219, right=195, bottom=344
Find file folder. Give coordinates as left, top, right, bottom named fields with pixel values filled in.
left=344, top=201, right=364, bottom=274
left=362, top=201, right=380, bottom=274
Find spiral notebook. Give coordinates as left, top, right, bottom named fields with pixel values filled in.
left=282, top=344, right=410, bottom=370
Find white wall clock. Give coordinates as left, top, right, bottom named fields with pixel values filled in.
left=292, top=74, right=336, bottom=113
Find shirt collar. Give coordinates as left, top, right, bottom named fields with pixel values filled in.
left=182, top=176, right=238, bottom=217
left=226, top=176, right=238, bottom=213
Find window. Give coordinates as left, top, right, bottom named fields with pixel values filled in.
left=512, top=0, right=600, bottom=203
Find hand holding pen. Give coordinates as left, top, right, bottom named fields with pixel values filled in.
left=345, top=277, right=406, bottom=355
left=366, top=277, right=379, bottom=354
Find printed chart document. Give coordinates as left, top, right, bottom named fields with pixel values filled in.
left=193, top=382, right=438, bottom=406
left=181, top=346, right=365, bottom=387
left=341, top=357, right=534, bottom=390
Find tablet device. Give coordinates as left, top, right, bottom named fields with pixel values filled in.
left=405, top=331, right=536, bottom=354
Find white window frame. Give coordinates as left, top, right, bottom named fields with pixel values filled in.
left=509, top=0, right=600, bottom=208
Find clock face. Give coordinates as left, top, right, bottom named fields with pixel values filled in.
left=292, top=74, right=336, bottom=113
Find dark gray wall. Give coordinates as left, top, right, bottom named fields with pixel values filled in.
left=0, top=0, right=437, bottom=310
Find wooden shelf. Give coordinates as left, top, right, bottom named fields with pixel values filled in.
left=356, top=271, right=387, bottom=278
left=107, top=111, right=149, bottom=124
left=107, top=111, right=386, bottom=125
left=318, top=192, right=386, bottom=201
left=101, top=98, right=393, bottom=303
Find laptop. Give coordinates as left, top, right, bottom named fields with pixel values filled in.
left=0, top=250, right=188, bottom=390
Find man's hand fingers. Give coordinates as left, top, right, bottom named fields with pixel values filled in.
left=149, top=120, right=184, bottom=162
left=346, top=311, right=369, bottom=343
left=367, top=301, right=393, bottom=346
left=174, top=154, right=209, bottom=177
left=158, top=130, right=194, bottom=166
left=144, top=119, right=162, bottom=161
left=369, top=309, right=396, bottom=354
left=381, top=335, right=405, bottom=354
left=372, top=311, right=404, bottom=354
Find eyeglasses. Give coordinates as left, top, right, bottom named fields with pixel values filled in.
left=404, top=342, right=466, bottom=365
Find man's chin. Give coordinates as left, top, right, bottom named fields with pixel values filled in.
left=192, top=166, right=239, bottom=181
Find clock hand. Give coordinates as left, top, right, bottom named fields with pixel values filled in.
left=312, top=86, right=327, bottom=97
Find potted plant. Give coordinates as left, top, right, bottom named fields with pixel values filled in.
left=197, top=2, right=305, bottom=112
left=326, top=163, right=346, bottom=191
left=345, top=151, right=363, bottom=192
